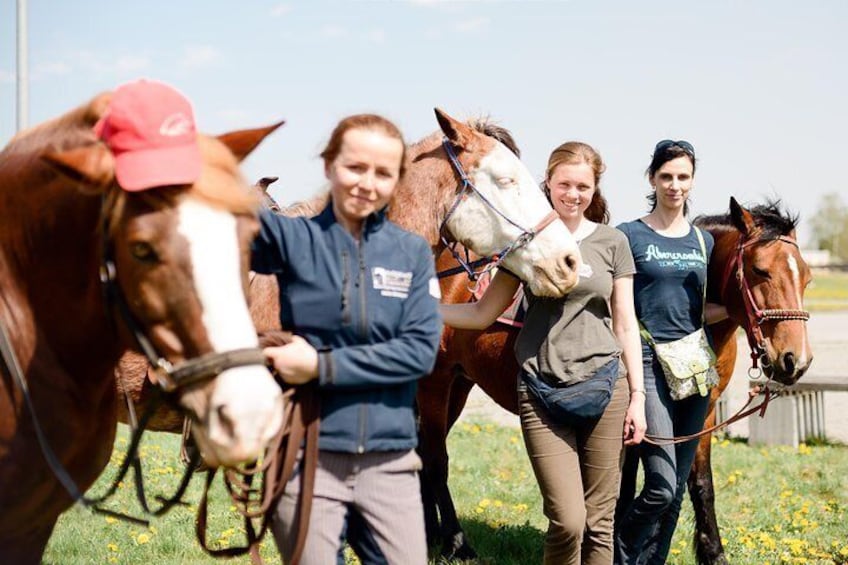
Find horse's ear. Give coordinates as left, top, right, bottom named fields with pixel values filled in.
left=218, top=121, right=285, bottom=162
left=42, top=143, right=115, bottom=187
left=729, top=196, right=757, bottom=236
left=254, top=176, right=279, bottom=193
left=434, top=108, right=476, bottom=151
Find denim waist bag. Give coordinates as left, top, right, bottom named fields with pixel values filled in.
left=521, top=357, right=619, bottom=428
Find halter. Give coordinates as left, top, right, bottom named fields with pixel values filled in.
left=720, top=232, right=810, bottom=374
left=437, top=138, right=558, bottom=283
left=99, top=198, right=267, bottom=393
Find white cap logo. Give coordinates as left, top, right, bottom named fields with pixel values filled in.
left=159, top=113, right=193, bottom=137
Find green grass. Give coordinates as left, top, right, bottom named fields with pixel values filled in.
left=807, top=271, right=848, bottom=311
left=46, top=423, right=848, bottom=564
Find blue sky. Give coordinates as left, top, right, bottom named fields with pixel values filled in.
left=2, top=1, right=846, bottom=245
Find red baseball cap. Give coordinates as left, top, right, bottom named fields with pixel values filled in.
left=94, top=79, right=202, bottom=192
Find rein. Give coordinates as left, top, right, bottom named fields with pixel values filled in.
left=719, top=233, right=810, bottom=373
left=644, top=387, right=778, bottom=446
left=437, top=138, right=558, bottom=285
left=195, top=331, right=320, bottom=565
left=0, top=317, right=198, bottom=524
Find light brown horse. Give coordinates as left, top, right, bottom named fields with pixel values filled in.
left=419, top=197, right=812, bottom=561
left=0, top=92, right=285, bottom=564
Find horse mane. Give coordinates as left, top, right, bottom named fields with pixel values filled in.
left=468, top=117, right=521, bottom=157
left=694, top=198, right=800, bottom=239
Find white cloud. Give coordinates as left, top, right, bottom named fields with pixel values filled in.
left=216, top=107, right=253, bottom=124
left=179, top=45, right=221, bottom=69
left=454, top=17, right=489, bottom=33
left=270, top=3, right=292, bottom=17
left=362, top=29, right=386, bottom=44
left=32, top=61, right=72, bottom=79
left=113, top=55, right=151, bottom=73
left=320, top=24, right=347, bottom=39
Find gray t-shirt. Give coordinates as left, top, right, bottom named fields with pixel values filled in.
left=514, top=224, right=636, bottom=386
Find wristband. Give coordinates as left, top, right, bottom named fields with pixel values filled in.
left=630, top=388, right=647, bottom=396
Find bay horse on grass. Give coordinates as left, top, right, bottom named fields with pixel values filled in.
left=683, top=198, right=812, bottom=565
left=0, top=92, right=285, bottom=564
left=418, top=198, right=812, bottom=561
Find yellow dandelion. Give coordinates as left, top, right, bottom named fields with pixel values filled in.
left=105, top=516, right=117, bottom=525
left=136, top=533, right=150, bottom=545
left=107, top=543, right=119, bottom=552
left=478, top=498, right=491, bottom=508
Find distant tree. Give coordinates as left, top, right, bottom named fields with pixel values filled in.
left=809, top=192, right=848, bottom=261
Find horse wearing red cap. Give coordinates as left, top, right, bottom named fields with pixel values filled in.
left=0, top=80, right=284, bottom=564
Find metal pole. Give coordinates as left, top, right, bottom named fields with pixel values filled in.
left=16, top=0, right=29, bottom=131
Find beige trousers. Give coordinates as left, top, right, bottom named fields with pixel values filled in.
left=520, top=376, right=629, bottom=565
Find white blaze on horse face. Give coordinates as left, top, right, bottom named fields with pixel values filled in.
left=177, top=198, right=283, bottom=464
left=786, top=253, right=812, bottom=368
left=444, top=142, right=581, bottom=297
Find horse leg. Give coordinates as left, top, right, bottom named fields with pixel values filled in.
left=417, top=363, right=478, bottom=560
left=687, top=405, right=729, bottom=565
left=416, top=360, right=457, bottom=550
left=434, top=370, right=478, bottom=560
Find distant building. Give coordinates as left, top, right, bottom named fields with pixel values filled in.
left=801, top=249, right=832, bottom=268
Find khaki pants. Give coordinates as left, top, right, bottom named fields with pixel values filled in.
left=272, top=449, right=426, bottom=565
left=520, top=376, right=629, bottom=565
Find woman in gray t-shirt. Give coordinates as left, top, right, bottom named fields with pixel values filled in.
left=441, top=142, right=646, bottom=564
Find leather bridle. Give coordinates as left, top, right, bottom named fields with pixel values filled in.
left=437, top=138, right=559, bottom=282
left=99, top=201, right=267, bottom=394
left=720, top=232, right=810, bottom=374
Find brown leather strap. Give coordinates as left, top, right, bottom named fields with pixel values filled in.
left=644, top=387, right=775, bottom=446
left=195, top=330, right=320, bottom=565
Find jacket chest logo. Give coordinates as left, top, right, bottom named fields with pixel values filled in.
left=372, top=267, right=412, bottom=299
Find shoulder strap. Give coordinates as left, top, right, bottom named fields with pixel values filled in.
left=693, top=226, right=708, bottom=324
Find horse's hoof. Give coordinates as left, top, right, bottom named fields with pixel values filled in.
left=440, top=531, right=477, bottom=561
left=698, top=553, right=730, bottom=565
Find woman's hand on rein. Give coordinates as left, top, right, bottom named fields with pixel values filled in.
left=623, top=393, right=648, bottom=446
left=263, top=335, right=319, bottom=385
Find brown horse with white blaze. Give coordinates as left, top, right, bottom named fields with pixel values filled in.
left=0, top=92, right=285, bottom=564
left=683, top=197, right=812, bottom=565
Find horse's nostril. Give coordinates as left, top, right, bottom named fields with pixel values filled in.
left=782, top=352, right=796, bottom=374
left=564, top=253, right=578, bottom=272
left=215, top=405, right=237, bottom=440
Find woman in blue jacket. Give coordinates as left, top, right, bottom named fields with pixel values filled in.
left=253, top=114, right=442, bottom=565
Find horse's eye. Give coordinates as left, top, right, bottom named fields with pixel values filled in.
left=130, top=242, right=158, bottom=263
left=752, top=266, right=770, bottom=279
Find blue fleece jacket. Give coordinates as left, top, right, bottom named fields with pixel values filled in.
left=251, top=204, right=442, bottom=453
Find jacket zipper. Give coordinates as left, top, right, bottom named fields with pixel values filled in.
left=357, top=403, right=367, bottom=454
left=356, top=234, right=368, bottom=340
left=341, top=249, right=351, bottom=325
